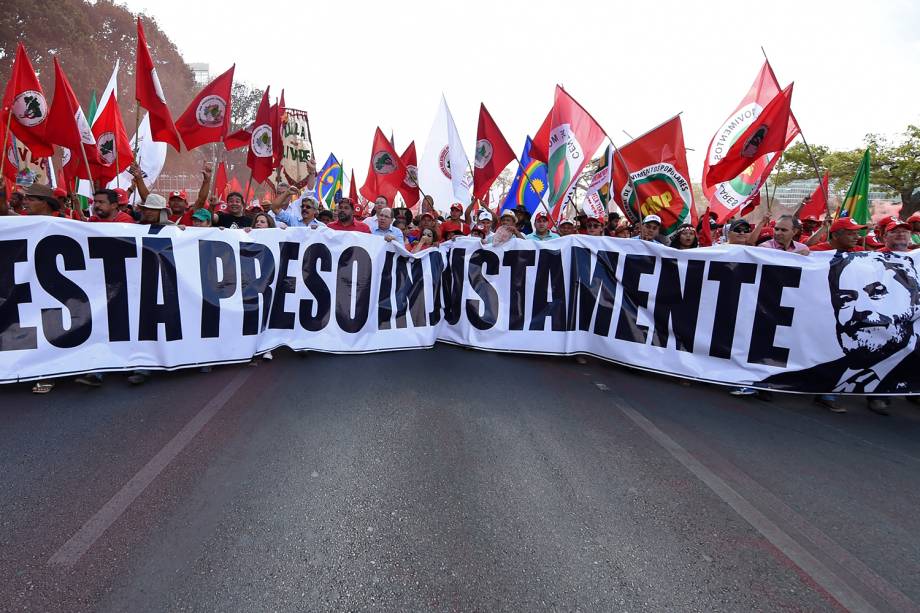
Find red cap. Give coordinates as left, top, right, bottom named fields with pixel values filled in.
left=420, top=211, right=435, bottom=220
left=830, top=217, right=866, bottom=233
left=865, top=234, right=885, bottom=248
left=886, top=219, right=911, bottom=232
left=471, top=223, right=486, bottom=234
left=907, top=211, right=920, bottom=224
left=586, top=214, right=604, bottom=223
left=450, top=202, right=463, bottom=211
left=52, top=187, right=67, bottom=199
left=875, top=215, right=896, bottom=229
left=169, top=190, right=188, bottom=201
left=113, top=188, right=129, bottom=205
left=534, top=212, right=549, bottom=222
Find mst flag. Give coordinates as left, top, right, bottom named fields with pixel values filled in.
left=399, top=142, right=420, bottom=208
left=360, top=127, right=405, bottom=203
left=1, top=43, right=53, bottom=157
left=546, top=86, right=606, bottom=221
left=702, top=61, right=800, bottom=222
left=837, top=148, right=870, bottom=224
left=705, top=84, right=795, bottom=188
left=418, top=96, right=472, bottom=214
left=91, top=94, right=134, bottom=184
left=176, top=64, right=235, bottom=150
left=106, top=113, right=167, bottom=200
left=473, top=103, right=515, bottom=200
left=613, top=115, right=696, bottom=234
left=136, top=18, right=181, bottom=151
left=247, top=87, right=274, bottom=184
left=46, top=58, right=98, bottom=182
left=500, top=137, right=548, bottom=214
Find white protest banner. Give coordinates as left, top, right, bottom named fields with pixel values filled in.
left=1, top=217, right=918, bottom=395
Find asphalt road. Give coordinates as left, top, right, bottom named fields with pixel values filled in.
left=2, top=345, right=919, bottom=612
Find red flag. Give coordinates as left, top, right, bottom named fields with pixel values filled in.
left=798, top=172, right=829, bottom=219
left=228, top=175, right=242, bottom=196
left=176, top=65, right=235, bottom=150
left=529, top=108, right=552, bottom=163
left=702, top=61, right=800, bottom=223
left=246, top=87, right=274, bottom=184
left=348, top=169, right=357, bottom=202
left=46, top=58, right=99, bottom=183
left=2, top=137, right=19, bottom=182
left=698, top=207, right=713, bottom=247
left=1, top=43, right=53, bottom=157
left=546, top=86, right=606, bottom=221
left=398, top=141, right=420, bottom=208
left=611, top=115, right=697, bottom=235
left=214, top=161, right=228, bottom=198
left=705, top=83, right=795, bottom=188
left=224, top=126, right=250, bottom=150
left=90, top=95, right=134, bottom=184
left=360, top=127, right=405, bottom=203
left=473, top=103, right=516, bottom=200
left=135, top=18, right=181, bottom=151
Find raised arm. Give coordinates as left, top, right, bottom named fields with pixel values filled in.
left=129, top=162, right=149, bottom=203
left=193, top=162, right=213, bottom=210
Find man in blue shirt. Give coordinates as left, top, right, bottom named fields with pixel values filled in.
left=372, top=207, right=404, bottom=243
left=526, top=212, right=559, bottom=241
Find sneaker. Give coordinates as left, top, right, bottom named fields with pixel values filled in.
left=127, top=373, right=149, bottom=385
left=31, top=381, right=54, bottom=394
left=866, top=398, right=891, bottom=416
left=74, top=374, right=103, bottom=387
left=729, top=387, right=757, bottom=397
left=815, top=396, right=846, bottom=413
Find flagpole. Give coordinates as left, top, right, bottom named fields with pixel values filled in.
left=113, top=131, right=121, bottom=189
left=0, top=110, right=13, bottom=183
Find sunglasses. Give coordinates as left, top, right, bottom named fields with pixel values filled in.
left=732, top=228, right=751, bottom=234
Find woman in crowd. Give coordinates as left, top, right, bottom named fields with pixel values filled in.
left=670, top=223, right=699, bottom=249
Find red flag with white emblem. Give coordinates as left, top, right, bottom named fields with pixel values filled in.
left=135, top=18, right=181, bottom=151
left=473, top=103, right=516, bottom=201
left=176, top=65, right=235, bottom=151
left=1, top=43, right=53, bottom=157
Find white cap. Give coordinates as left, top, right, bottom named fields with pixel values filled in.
left=478, top=210, right=493, bottom=221
left=140, top=193, right=168, bottom=210
left=642, top=214, right=662, bottom=225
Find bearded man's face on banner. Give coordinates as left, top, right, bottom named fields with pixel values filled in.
left=831, top=254, right=920, bottom=367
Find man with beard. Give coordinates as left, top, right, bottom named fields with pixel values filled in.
left=88, top=188, right=135, bottom=223
left=327, top=197, right=370, bottom=233
left=214, top=191, right=253, bottom=228
left=757, top=252, right=920, bottom=398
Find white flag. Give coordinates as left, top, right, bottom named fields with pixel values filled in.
left=418, top=95, right=472, bottom=214
left=107, top=113, right=166, bottom=202
left=78, top=61, right=121, bottom=199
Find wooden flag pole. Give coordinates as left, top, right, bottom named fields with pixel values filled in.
left=0, top=110, right=13, bottom=184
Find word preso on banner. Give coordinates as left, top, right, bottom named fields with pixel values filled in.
left=1, top=217, right=918, bottom=395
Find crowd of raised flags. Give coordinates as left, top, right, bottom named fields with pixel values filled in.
left=0, top=18, right=898, bottom=242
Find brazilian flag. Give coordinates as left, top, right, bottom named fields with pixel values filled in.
left=837, top=148, right=870, bottom=225
left=317, top=153, right=343, bottom=209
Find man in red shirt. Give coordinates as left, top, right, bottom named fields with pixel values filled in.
left=167, top=163, right=212, bottom=225
left=440, top=203, right=470, bottom=236
left=89, top=189, right=135, bottom=223
left=809, top=217, right=866, bottom=252
left=327, top=197, right=371, bottom=233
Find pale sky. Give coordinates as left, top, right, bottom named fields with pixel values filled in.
left=121, top=0, right=920, bottom=181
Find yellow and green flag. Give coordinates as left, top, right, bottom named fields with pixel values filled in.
left=837, top=148, right=870, bottom=224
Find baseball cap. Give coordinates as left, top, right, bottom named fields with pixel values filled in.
left=885, top=219, right=911, bottom=232
left=450, top=202, right=463, bottom=211
left=559, top=219, right=575, bottom=226
left=729, top=219, right=752, bottom=232
left=642, top=214, right=662, bottom=225
left=192, top=208, right=212, bottom=223
left=477, top=210, right=493, bottom=222
left=534, top=212, right=549, bottom=222
left=52, top=187, right=68, bottom=199
left=907, top=211, right=920, bottom=224
left=829, top=217, right=866, bottom=233
left=113, top=188, right=130, bottom=205
left=500, top=210, right=517, bottom=220
left=875, top=215, right=896, bottom=229
left=169, top=190, right=188, bottom=201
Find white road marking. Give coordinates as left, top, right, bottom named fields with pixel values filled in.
left=611, top=393, right=885, bottom=613
left=48, top=369, right=255, bottom=568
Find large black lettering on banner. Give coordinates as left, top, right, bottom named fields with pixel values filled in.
left=1, top=219, right=917, bottom=394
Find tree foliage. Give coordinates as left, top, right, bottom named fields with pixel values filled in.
left=772, top=126, right=920, bottom=215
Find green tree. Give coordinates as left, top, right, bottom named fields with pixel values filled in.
left=771, top=127, right=920, bottom=215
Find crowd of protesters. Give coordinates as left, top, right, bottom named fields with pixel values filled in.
left=2, top=161, right=919, bottom=416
